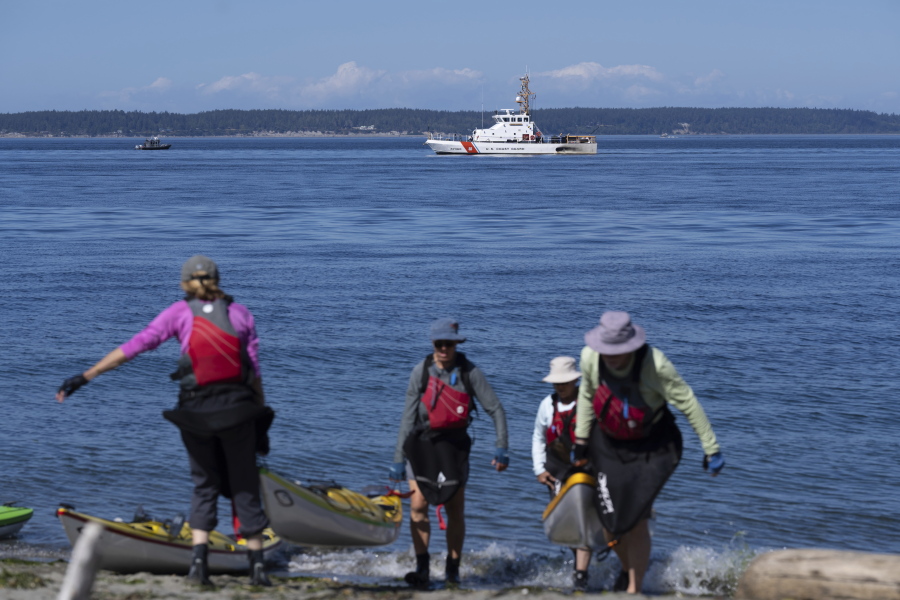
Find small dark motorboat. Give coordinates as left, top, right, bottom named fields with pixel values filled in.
left=135, top=136, right=171, bottom=150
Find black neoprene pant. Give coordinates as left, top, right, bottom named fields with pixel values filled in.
left=180, top=420, right=268, bottom=537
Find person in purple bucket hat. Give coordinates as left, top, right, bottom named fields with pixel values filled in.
left=572, top=311, right=725, bottom=595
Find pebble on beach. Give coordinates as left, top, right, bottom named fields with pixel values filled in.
left=0, top=559, right=650, bottom=600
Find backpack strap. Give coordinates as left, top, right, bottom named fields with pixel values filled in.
left=595, top=344, right=652, bottom=424
left=419, top=352, right=476, bottom=398
left=630, top=344, right=649, bottom=382
left=455, top=352, right=477, bottom=401
left=419, top=353, right=435, bottom=394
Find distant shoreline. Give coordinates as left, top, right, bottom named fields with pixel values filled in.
left=3, top=107, right=899, bottom=136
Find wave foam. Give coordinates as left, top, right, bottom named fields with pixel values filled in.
left=283, top=538, right=760, bottom=594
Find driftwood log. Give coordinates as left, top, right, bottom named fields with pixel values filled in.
left=57, top=521, right=103, bottom=600
left=736, top=549, right=900, bottom=600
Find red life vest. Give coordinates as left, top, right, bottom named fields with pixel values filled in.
left=418, top=353, right=475, bottom=431
left=420, top=376, right=471, bottom=430
left=592, top=345, right=658, bottom=440
left=545, top=396, right=577, bottom=445
left=175, top=298, right=250, bottom=389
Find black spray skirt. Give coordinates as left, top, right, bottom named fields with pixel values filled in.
left=588, top=409, right=683, bottom=536
left=403, top=427, right=472, bottom=506
left=163, top=384, right=274, bottom=455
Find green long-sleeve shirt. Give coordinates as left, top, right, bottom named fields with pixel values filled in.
left=575, top=345, right=720, bottom=455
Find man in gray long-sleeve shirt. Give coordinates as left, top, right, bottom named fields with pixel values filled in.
left=389, top=318, right=508, bottom=588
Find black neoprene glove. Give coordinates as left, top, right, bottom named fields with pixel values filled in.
left=573, top=444, right=589, bottom=465
left=58, top=374, right=88, bottom=397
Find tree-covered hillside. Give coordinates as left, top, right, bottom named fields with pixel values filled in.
left=1, top=107, right=899, bottom=136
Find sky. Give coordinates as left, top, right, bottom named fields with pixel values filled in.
left=2, top=1, right=899, bottom=114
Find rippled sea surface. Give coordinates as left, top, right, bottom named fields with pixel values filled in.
left=2, top=135, right=899, bottom=594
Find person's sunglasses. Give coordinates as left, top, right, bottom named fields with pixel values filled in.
left=434, top=340, right=457, bottom=349
left=189, top=274, right=215, bottom=281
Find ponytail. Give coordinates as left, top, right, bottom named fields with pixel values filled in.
left=181, top=277, right=228, bottom=301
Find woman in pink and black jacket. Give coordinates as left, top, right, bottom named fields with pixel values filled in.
left=56, top=255, right=273, bottom=588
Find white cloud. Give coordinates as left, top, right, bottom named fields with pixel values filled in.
left=539, top=62, right=664, bottom=82
left=694, top=69, right=724, bottom=87
left=193, top=63, right=483, bottom=109
left=298, top=62, right=385, bottom=101
left=395, top=67, right=482, bottom=83
left=97, top=61, right=876, bottom=112
left=148, top=77, right=173, bottom=91
left=99, top=77, right=173, bottom=105
left=74, top=58, right=900, bottom=113
left=197, top=72, right=291, bottom=100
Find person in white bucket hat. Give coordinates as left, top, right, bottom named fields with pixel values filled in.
left=532, top=356, right=582, bottom=490
left=572, top=311, right=725, bottom=594
left=530, top=356, right=592, bottom=590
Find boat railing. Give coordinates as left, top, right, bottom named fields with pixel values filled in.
left=492, top=135, right=597, bottom=144
left=427, top=133, right=597, bottom=144
left=427, top=133, right=471, bottom=142
left=565, top=135, right=596, bottom=144
left=546, top=135, right=596, bottom=144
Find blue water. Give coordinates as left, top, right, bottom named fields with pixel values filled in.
left=2, top=135, right=899, bottom=595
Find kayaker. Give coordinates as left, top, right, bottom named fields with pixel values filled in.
left=389, top=318, right=509, bottom=588
left=573, top=311, right=724, bottom=594
left=531, top=356, right=592, bottom=590
left=56, top=255, right=274, bottom=588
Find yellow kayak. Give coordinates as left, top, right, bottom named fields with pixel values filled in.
left=542, top=472, right=605, bottom=549
left=57, top=505, right=281, bottom=574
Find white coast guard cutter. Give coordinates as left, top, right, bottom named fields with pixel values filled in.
left=425, top=74, right=596, bottom=155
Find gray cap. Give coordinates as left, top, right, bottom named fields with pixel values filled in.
left=181, top=255, right=219, bottom=281
left=430, top=317, right=467, bottom=342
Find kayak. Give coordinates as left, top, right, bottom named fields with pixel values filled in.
left=0, top=503, right=34, bottom=538
left=542, top=472, right=605, bottom=549
left=259, top=467, right=402, bottom=547
left=56, top=505, right=281, bottom=574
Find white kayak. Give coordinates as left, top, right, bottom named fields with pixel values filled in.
left=542, top=472, right=605, bottom=549
left=56, top=505, right=281, bottom=574
left=259, top=467, right=402, bottom=547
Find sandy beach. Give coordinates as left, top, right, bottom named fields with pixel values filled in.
left=0, top=559, right=652, bottom=600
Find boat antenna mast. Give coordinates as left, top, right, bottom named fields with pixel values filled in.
left=516, top=74, right=535, bottom=116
